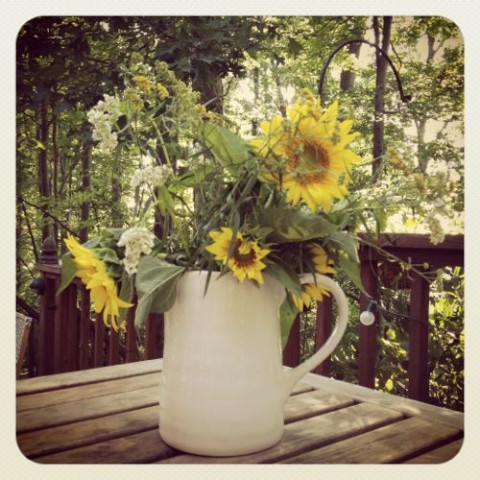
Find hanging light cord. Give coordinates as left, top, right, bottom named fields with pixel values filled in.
left=362, top=300, right=462, bottom=338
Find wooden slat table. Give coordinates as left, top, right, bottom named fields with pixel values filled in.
left=16, top=359, right=463, bottom=464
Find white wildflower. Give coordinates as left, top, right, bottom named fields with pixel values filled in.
left=426, top=212, right=445, bottom=245
left=87, top=94, right=122, bottom=154
left=118, top=227, right=155, bottom=275
left=130, top=165, right=173, bottom=190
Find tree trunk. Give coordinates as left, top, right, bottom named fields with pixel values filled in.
left=80, top=135, right=92, bottom=243
left=372, top=16, right=392, bottom=177
left=111, top=174, right=123, bottom=228
left=416, top=33, right=436, bottom=174
left=252, top=66, right=260, bottom=135
left=51, top=102, right=59, bottom=243
left=192, top=62, right=224, bottom=114
left=38, top=101, right=51, bottom=240
left=340, top=42, right=362, bottom=92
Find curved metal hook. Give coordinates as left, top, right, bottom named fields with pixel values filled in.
left=318, top=38, right=412, bottom=106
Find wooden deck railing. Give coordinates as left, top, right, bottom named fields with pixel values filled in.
left=29, top=233, right=463, bottom=404
left=282, top=233, right=463, bottom=403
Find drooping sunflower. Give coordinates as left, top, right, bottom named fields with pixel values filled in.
left=291, top=244, right=336, bottom=312
left=205, top=227, right=270, bottom=284
left=250, top=92, right=361, bottom=212
left=64, top=235, right=133, bottom=331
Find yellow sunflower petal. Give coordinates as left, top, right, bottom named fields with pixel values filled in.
left=251, top=93, right=361, bottom=212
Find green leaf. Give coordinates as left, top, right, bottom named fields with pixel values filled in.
left=134, top=256, right=185, bottom=326
left=259, top=208, right=339, bottom=243
left=157, top=185, right=176, bottom=217
left=329, top=231, right=359, bottom=261
left=178, top=164, right=214, bottom=187
left=264, top=261, right=302, bottom=296
left=83, top=236, right=102, bottom=249
left=97, top=248, right=122, bottom=265
left=58, top=254, right=77, bottom=294
left=385, top=378, right=394, bottom=392
left=118, top=272, right=135, bottom=325
left=104, top=228, right=127, bottom=241
left=203, top=121, right=249, bottom=172
left=338, top=252, right=365, bottom=294
left=280, top=295, right=299, bottom=349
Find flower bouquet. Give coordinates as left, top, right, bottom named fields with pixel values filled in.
left=59, top=61, right=364, bottom=347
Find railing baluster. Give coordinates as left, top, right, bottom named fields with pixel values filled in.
left=37, top=237, right=58, bottom=375
left=79, top=288, right=91, bottom=369
left=93, top=313, right=105, bottom=367
left=126, top=302, right=137, bottom=362
left=56, top=283, right=78, bottom=373
left=144, top=313, right=163, bottom=359
left=409, top=270, right=430, bottom=402
left=108, top=327, right=120, bottom=365
left=359, top=257, right=379, bottom=388
left=314, top=296, right=332, bottom=375
left=283, top=315, right=301, bottom=367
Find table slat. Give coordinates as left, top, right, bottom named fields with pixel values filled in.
left=404, top=438, right=464, bottom=464
left=37, top=429, right=176, bottom=464
left=18, top=406, right=160, bottom=458
left=16, top=358, right=162, bottom=395
left=17, top=384, right=355, bottom=457
left=279, top=416, right=462, bottom=464
left=159, top=402, right=404, bottom=464
left=302, top=372, right=463, bottom=430
left=17, top=372, right=160, bottom=412
left=17, top=385, right=159, bottom=433
left=284, top=389, right=355, bottom=424
left=16, top=359, right=464, bottom=465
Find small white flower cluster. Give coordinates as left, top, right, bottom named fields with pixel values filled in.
left=130, top=164, right=173, bottom=189
left=426, top=212, right=445, bottom=245
left=87, top=94, right=122, bottom=155
left=117, top=227, right=155, bottom=274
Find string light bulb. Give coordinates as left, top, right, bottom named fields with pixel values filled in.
left=360, top=301, right=377, bottom=326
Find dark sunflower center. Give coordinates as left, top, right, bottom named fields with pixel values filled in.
left=233, top=240, right=256, bottom=267
left=288, top=142, right=330, bottom=185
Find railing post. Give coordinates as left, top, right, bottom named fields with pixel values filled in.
left=93, top=313, right=106, bottom=367
left=126, top=300, right=138, bottom=362
left=409, top=270, right=430, bottom=402
left=78, top=288, right=91, bottom=369
left=283, top=315, right=301, bottom=367
left=359, top=256, right=379, bottom=388
left=36, top=237, right=58, bottom=375
left=56, top=282, right=79, bottom=372
left=314, top=296, right=333, bottom=375
left=144, top=313, right=164, bottom=359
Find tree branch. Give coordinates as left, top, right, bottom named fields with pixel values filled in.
left=19, top=195, right=77, bottom=236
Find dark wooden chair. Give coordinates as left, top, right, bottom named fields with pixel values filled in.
left=16, top=313, right=32, bottom=379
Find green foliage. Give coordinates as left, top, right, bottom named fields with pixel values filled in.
left=134, top=258, right=185, bottom=326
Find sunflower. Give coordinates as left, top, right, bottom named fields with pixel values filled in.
left=250, top=93, right=361, bottom=212
left=292, top=244, right=336, bottom=312
left=205, top=227, right=270, bottom=284
left=64, top=235, right=133, bottom=331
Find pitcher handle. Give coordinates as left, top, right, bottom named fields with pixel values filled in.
left=282, top=273, right=349, bottom=402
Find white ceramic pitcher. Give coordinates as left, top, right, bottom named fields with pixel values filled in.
left=159, top=270, right=349, bottom=456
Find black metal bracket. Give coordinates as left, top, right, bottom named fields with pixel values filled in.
left=318, top=38, right=412, bottom=105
